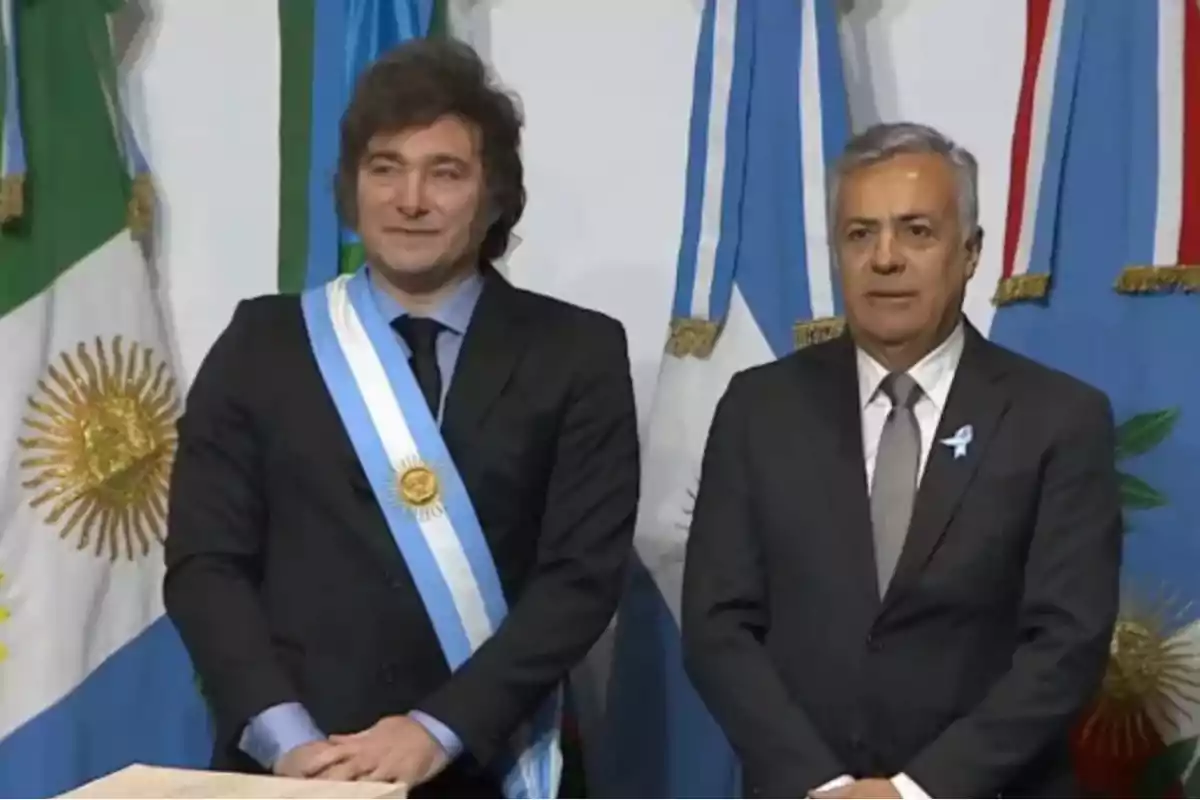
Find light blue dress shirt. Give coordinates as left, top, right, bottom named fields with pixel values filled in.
left=238, top=270, right=483, bottom=769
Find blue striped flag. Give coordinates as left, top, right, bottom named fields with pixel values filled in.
left=598, top=1, right=849, bottom=795
left=278, top=0, right=439, bottom=293
left=989, top=1, right=1200, bottom=795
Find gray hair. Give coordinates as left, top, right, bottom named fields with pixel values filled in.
left=829, top=122, right=980, bottom=241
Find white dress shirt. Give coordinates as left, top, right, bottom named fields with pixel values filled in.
left=813, top=323, right=965, bottom=800
left=858, top=322, right=965, bottom=488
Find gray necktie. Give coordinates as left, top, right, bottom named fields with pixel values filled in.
left=870, top=372, right=923, bottom=595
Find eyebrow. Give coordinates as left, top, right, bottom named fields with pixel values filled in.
left=843, top=213, right=937, bottom=227
left=364, top=150, right=469, bottom=167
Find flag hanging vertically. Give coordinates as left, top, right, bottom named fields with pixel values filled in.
left=598, top=1, right=849, bottom=795
left=994, top=0, right=1085, bottom=306
left=277, top=0, right=441, bottom=294
left=0, top=0, right=210, bottom=795
left=990, top=1, right=1200, bottom=796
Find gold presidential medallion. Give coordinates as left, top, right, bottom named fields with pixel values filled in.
left=394, top=458, right=444, bottom=520
left=17, top=336, right=180, bottom=562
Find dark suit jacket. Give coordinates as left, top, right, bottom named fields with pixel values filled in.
left=163, top=268, right=640, bottom=796
left=681, top=324, right=1121, bottom=799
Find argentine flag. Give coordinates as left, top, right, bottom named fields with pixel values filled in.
left=0, top=1, right=210, bottom=795
left=599, top=0, right=850, bottom=795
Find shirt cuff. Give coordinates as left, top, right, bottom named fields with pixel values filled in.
left=238, top=702, right=325, bottom=770
left=409, top=710, right=464, bottom=760
left=891, top=772, right=930, bottom=800
left=814, top=774, right=854, bottom=792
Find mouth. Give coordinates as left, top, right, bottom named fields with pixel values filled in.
left=866, top=290, right=917, bottom=302
left=385, top=227, right=439, bottom=237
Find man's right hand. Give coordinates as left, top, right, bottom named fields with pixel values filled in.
left=273, top=740, right=349, bottom=779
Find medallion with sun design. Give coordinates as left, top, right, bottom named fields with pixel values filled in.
left=17, top=336, right=180, bottom=562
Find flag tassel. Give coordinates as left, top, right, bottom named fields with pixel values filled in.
left=126, top=172, right=154, bottom=237
left=0, top=0, right=25, bottom=225
left=1115, top=265, right=1200, bottom=295
left=993, top=273, right=1051, bottom=305
left=793, top=316, right=845, bottom=349
left=667, top=317, right=721, bottom=359
left=0, top=173, right=22, bottom=223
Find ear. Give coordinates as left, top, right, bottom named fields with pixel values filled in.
left=963, top=227, right=983, bottom=279
left=482, top=192, right=503, bottom=227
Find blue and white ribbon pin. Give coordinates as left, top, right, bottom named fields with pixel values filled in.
left=940, top=424, right=973, bottom=460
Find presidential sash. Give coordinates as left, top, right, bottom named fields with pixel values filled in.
left=301, top=268, right=562, bottom=799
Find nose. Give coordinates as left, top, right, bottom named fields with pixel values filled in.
left=394, top=171, right=428, bottom=218
left=869, top=228, right=903, bottom=274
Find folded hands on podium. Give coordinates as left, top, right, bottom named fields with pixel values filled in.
left=274, top=715, right=449, bottom=787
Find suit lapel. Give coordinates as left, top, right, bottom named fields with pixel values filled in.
left=443, top=267, right=530, bottom=439
left=811, top=335, right=881, bottom=615
left=882, top=325, right=1013, bottom=608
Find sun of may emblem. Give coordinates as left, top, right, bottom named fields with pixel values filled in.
left=394, top=457, right=444, bottom=520
left=17, top=336, right=180, bottom=561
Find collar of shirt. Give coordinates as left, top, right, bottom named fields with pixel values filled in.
left=365, top=267, right=484, bottom=336
left=855, top=321, right=965, bottom=414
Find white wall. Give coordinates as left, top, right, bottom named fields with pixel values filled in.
left=129, top=0, right=1025, bottom=421
left=126, top=0, right=281, bottom=383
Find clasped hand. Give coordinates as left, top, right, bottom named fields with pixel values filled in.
left=275, top=715, right=449, bottom=786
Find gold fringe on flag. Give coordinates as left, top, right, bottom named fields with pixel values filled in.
left=793, top=316, right=845, bottom=350
left=667, top=317, right=721, bottom=359
left=1115, top=265, right=1200, bottom=295
left=126, top=172, right=154, bottom=236
left=0, top=174, right=24, bottom=223
left=992, top=273, right=1051, bottom=306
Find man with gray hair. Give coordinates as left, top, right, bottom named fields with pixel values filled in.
left=681, top=122, right=1120, bottom=798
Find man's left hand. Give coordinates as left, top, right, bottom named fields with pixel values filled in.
left=811, top=778, right=901, bottom=799
left=317, top=715, right=449, bottom=786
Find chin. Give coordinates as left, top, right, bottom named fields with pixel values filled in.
left=861, top=321, right=925, bottom=347
left=374, top=258, right=444, bottom=279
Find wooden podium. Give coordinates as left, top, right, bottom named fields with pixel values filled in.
left=58, top=764, right=408, bottom=798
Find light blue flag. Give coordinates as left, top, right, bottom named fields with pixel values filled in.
left=597, top=1, right=849, bottom=795
left=988, top=1, right=1200, bottom=796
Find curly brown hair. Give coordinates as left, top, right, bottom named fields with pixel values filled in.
left=335, top=38, right=525, bottom=263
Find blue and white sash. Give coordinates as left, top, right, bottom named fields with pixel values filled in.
left=301, top=269, right=562, bottom=799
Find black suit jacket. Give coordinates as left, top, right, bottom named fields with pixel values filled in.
left=163, top=268, right=640, bottom=796
left=681, top=325, right=1121, bottom=798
